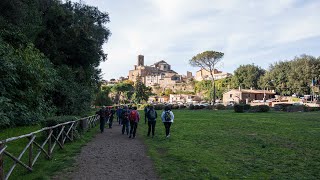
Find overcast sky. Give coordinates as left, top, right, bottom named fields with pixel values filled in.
left=76, top=0, right=320, bottom=80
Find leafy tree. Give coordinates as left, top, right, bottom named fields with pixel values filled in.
left=132, top=76, right=152, bottom=103
left=94, top=89, right=112, bottom=106
left=111, top=82, right=134, bottom=104
left=190, top=51, right=224, bottom=104
left=232, top=64, right=266, bottom=89
left=262, top=55, right=320, bottom=95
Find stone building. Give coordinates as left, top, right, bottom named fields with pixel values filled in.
left=195, top=68, right=232, bottom=81
left=128, top=55, right=186, bottom=87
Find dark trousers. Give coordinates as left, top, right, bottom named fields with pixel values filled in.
left=147, top=120, right=156, bottom=136
left=122, top=120, right=130, bottom=135
left=100, top=118, right=105, bottom=133
left=144, top=113, right=147, bottom=124
left=109, top=116, right=113, bottom=128
left=164, top=122, right=172, bottom=136
left=129, top=121, right=138, bottom=137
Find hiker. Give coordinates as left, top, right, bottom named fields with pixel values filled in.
left=146, top=105, right=157, bottom=138
left=144, top=105, right=149, bottom=124
left=129, top=106, right=140, bottom=138
left=121, top=106, right=130, bottom=135
left=96, top=106, right=106, bottom=133
left=109, top=106, right=115, bottom=128
left=161, top=106, right=174, bottom=138
left=116, top=106, right=123, bottom=125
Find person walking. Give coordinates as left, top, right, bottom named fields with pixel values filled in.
left=116, top=106, right=123, bottom=125
left=144, top=105, right=149, bottom=124
left=108, top=106, right=115, bottom=128
left=146, top=105, right=157, bottom=138
left=121, top=106, right=130, bottom=135
left=96, top=106, right=106, bottom=133
left=129, top=107, right=140, bottom=139
left=161, top=106, right=174, bottom=138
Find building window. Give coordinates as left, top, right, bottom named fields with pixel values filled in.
left=230, top=94, right=232, bottom=98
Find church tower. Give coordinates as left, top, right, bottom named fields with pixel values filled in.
left=137, top=55, right=144, bottom=66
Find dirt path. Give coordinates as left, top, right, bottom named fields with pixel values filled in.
left=53, top=123, right=159, bottom=180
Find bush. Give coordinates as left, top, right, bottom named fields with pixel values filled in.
left=194, top=105, right=200, bottom=110
left=41, top=116, right=78, bottom=138
left=304, top=106, right=320, bottom=112
left=249, top=105, right=270, bottom=112
left=214, top=104, right=225, bottom=110
left=178, top=105, right=186, bottom=109
left=274, top=104, right=292, bottom=111
left=287, top=105, right=305, bottom=112
left=189, top=104, right=194, bottom=110
left=234, top=104, right=244, bottom=113
left=172, top=105, right=179, bottom=109
left=154, top=104, right=165, bottom=110
left=206, top=105, right=214, bottom=110
left=243, top=104, right=251, bottom=111
left=199, top=105, right=205, bottom=109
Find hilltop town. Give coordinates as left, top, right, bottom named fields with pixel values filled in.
left=101, top=54, right=319, bottom=107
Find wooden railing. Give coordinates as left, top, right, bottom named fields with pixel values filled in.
left=0, top=115, right=99, bottom=180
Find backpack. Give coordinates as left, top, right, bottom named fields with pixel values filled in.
left=148, top=109, right=156, bottom=119
left=129, top=110, right=137, bottom=121
left=123, top=110, right=129, bottom=120
left=164, top=111, right=171, bottom=122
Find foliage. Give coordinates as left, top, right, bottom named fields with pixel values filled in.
left=249, top=105, right=270, bottom=112
left=111, top=82, right=134, bottom=104
left=0, top=38, right=57, bottom=127
left=0, top=0, right=110, bottom=126
left=234, top=104, right=244, bottom=113
left=214, top=104, right=226, bottom=110
left=261, top=55, right=320, bottom=95
left=94, top=89, right=112, bottom=106
left=139, top=110, right=320, bottom=179
left=231, top=64, right=265, bottom=89
left=132, top=75, right=152, bottom=104
left=190, top=51, right=224, bottom=103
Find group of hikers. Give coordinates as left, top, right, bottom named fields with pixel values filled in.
left=96, top=105, right=174, bottom=138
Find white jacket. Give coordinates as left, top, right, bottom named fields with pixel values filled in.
left=161, top=110, right=174, bottom=123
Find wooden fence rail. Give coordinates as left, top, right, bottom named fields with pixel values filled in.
left=0, top=115, right=99, bottom=180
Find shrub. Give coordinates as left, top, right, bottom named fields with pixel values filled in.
left=287, top=105, right=305, bottom=112
left=243, top=104, right=251, bottom=111
left=199, top=105, right=205, bottom=109
left=234, top=104, right=244, bottom=113
left=154, top=104, right=165, bottom=110
left=258, top=105, right=270, bottom=112
left=189, top=104, right=194, bottom=110
left=214, top=104, right=225, bottom=110
left=206, top=105, right=214, bottom=110
left=249, top=105, right=270, bottom=112
left=172, top=105, right=179, bottom=109
left=194, top=105, right=200, bottom=110
left=274, top=104, right=292, bottom=111
left=41, top=116, right=78, bottom=138
left=178, top=105, right=186, bottom=109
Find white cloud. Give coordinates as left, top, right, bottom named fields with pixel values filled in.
left=75, top=0, right=320, bottom=79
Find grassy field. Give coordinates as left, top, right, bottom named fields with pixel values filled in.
left=0, top=121, right=99, bottom=180
left=138, top=110, right=320, bottom=179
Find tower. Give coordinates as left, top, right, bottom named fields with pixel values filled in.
left=137, top=55, right=144, bottom=66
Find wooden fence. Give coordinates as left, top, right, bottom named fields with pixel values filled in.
left=0, top=115, right=99, bottom=180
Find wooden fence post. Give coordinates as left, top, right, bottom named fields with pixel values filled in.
left=0, top=143, right=4, bottom=180
left=28, top=136, right=34, bottom=169
left=60, top=126, right=64, bottom=147
left=48, top=130, right=52, bottom=158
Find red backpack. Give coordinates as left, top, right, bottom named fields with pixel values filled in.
left=129, top=110, right=137, bottom=121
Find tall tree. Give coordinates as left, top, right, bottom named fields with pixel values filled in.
left=132, top=75, right=152, bottom=103
left=232, top=64, right=266, bottom=89
left=190, top=51, right=224, bottom=104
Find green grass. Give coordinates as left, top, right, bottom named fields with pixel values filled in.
left=138, top=110, right=320, bottom=179
left=0, top=123, right=99, bottom=180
